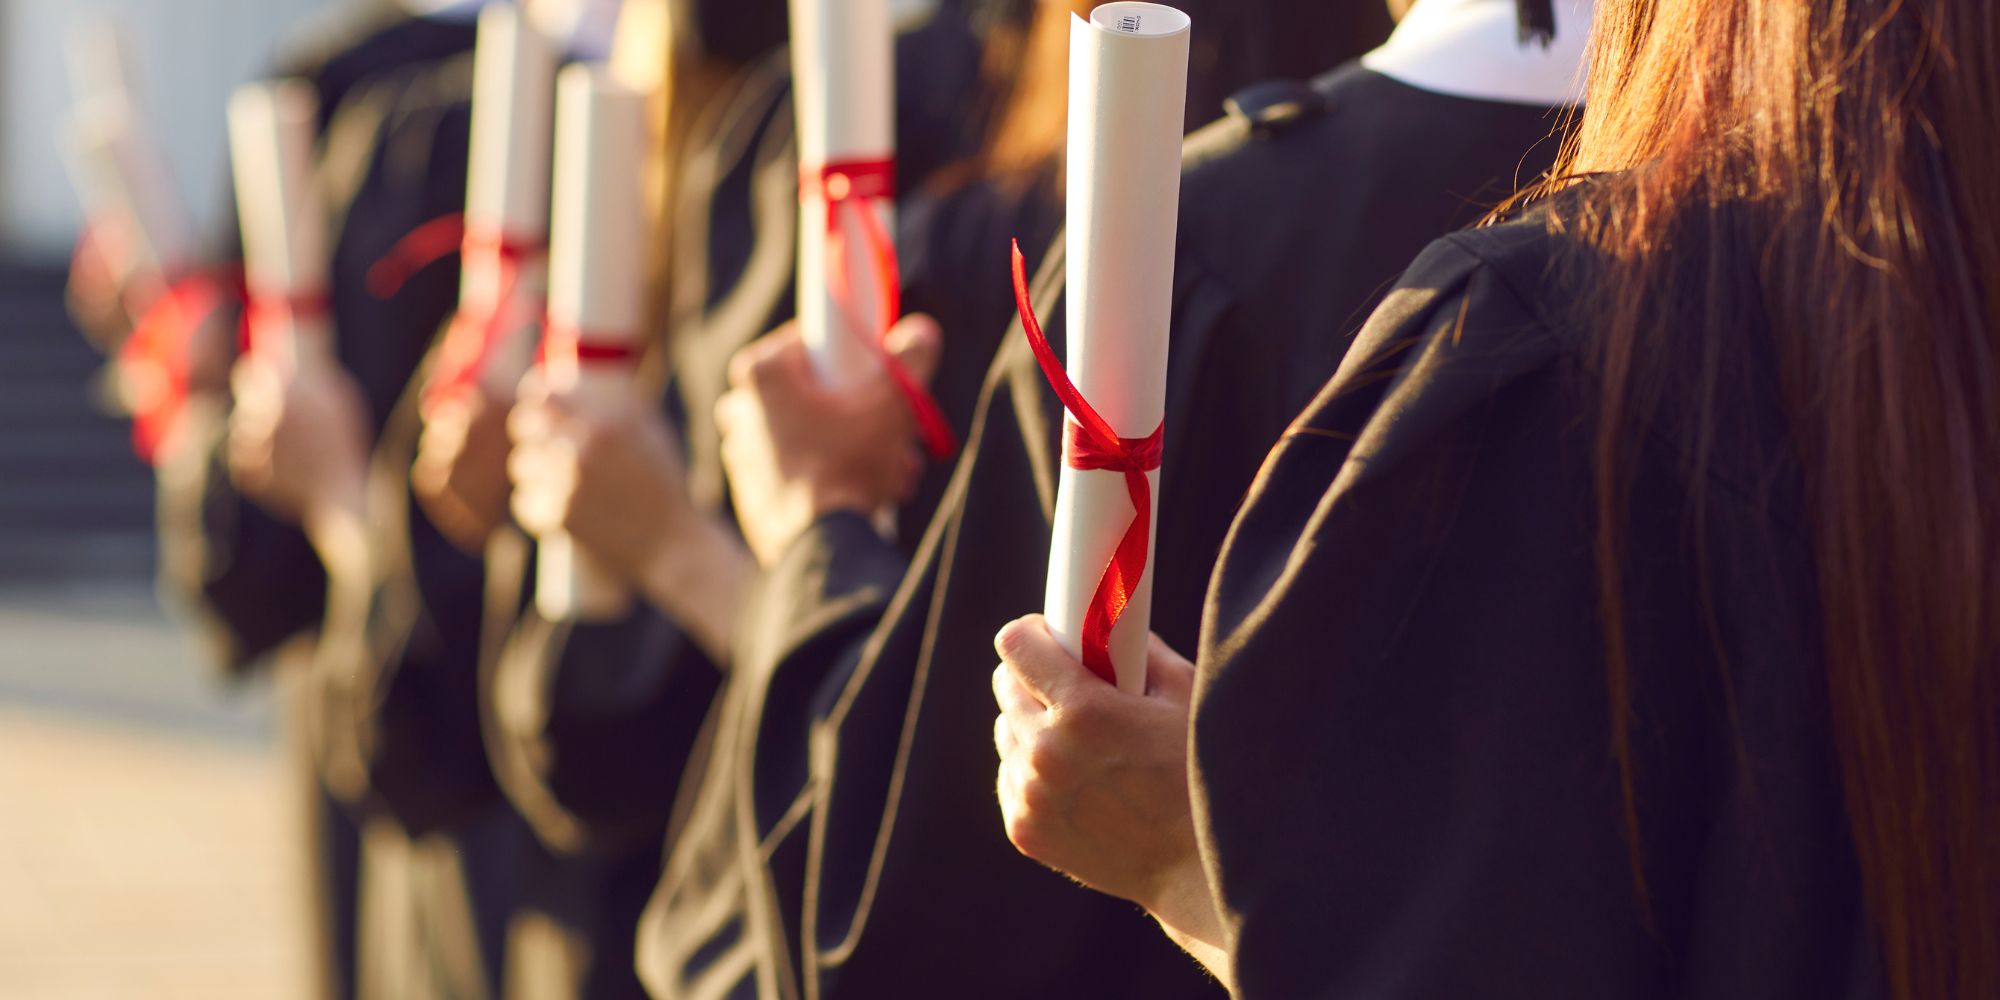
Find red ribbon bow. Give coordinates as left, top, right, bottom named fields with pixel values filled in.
left=124, top=267, right=244, bottom=462
left=368, top=213, right=548, bottom=411
left=800, top=157, right=958, bottom=459
left=74, top=220, right=239, bottom=464
left=1010, top=239, right=1164, bottom=686
left=73, top=220, right=341, bottom=462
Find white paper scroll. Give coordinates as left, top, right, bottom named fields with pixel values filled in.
left=60, top=18, right=195, bottom=295
left=228, top=79, right=333, bottom=371
left=788, top=0, right=897, bottom=387
left=64, top=16, right=137, bottom=108
left=1043, top=3, right=1190, bottom=694
left=62, top=98, right=197, bottom=293
left=461, top=3, right=559, bottom=393
left=535, top=64, right=651, bottom=622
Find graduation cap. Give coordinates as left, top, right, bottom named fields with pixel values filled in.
left=1517, top=0, right=1557, bottom=47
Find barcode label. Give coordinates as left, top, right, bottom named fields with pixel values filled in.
left=1117, top=14, right=1142, bottom=32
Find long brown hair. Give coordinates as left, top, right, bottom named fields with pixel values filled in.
left=1540, top=1, right=1999, bottom=996
left=971, top=0, right=1394, bottom=193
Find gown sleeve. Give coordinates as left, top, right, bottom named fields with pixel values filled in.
left=151, top=34, right=477, bottom=679
left=1193, top=232, right=1869, bottom=998
left=155, top=399, right=330, bottom=675
left=483, top=586, right=724, bottom=854
left=302, top=59, right=506, bottom=837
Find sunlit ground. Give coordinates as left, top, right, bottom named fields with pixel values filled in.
left=0, top=581, right=310, bottom=999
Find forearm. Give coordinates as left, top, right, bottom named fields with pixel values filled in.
left=1156, top=914, right=1233, bottom=991
left=636, top=513, right=756, bottom=665
left=1148, top=857, right=1234, bottom=989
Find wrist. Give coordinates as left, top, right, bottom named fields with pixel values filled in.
left=1143, top=853, right=1226, bottom=957
left=1145, top=855, right=1232, bottom=989
left=302, top=476, right=371, bottom=582
left=639, top=513, right=754, bottom=664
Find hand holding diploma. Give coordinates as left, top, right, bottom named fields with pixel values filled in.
left=61, top=19, right=227, bottom=461
left=409, top=4, right=560, bottom=553
left=508, top=373, right=754, bottom=662
left=228, top=78, right=333, bottom=372
left=417, top=3, right=558, bottom=412
left=227, top=351, right=372, bottom=549
left=414, top=381, right=516, bottom=554
left=789, top=0, right=957, bottom=461
left=716, top=315, right=942, bottom=568
left=532, top=64, right=649, bottom=622
left=508, top=372, right=695, bottom=586
left=989, top=615, right=1230, bottom=983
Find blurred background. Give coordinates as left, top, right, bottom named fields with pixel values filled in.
left=1, top=1, right=329, bottom=995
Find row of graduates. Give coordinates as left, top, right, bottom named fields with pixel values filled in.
left=77, top=0, right=1983, bottom=996
left=83, top=0, right=1389, bottom=993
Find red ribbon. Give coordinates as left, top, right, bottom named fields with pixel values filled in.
left=540, top=321, right=640, bottom=369
left=800, top=158, right=958, bottom=459
left=72, top=218, right=251, bottom=463
left=240, top=285, right=333, bottom=360
left=1009, top=240, right=1164, bottom=685
left=122, top=267, right=242, bottom=463
left=368, top=213, right=548, bottom=410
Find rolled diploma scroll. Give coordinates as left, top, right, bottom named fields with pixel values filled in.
left=535, top=65, right=650, bottom=622
left=788, top=0, right=896, bottom=388
left=1043, top=4, right=1189, bottom=695
left=64, top=16, right=137, bottom=109
left=62, top=96, right=197, bottom=296
left=460, top=4, right=559, bottom=393
left=228, top=79, right=333, bottom=371
left=62, top=17, right=193, bottom=292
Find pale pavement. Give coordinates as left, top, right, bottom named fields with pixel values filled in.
left=0, top=581, right=313, bottom=999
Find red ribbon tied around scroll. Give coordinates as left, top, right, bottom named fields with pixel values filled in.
left=124, top=268, right=240, bottom=463
left=1009, top=239, right=1164, bottom=685
left=74, top=218, right=246, bottom=464
left=540, top=320, right=640, bottom=369
left=239, top=285, right=332, bottom=364
left=800, top=158, right=958, bottom=459
left=368, top=213, right=547, bottom=411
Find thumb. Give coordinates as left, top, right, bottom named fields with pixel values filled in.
left=883, top=313, right=943, bottom=388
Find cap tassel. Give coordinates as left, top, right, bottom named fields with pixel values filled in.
left=1517, top=0, right=1557, bottom=47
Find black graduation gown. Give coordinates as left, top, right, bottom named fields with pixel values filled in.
left=637, top=66, right=1568, bottom=999
left=469, top=53, right=804, bottom=998
left=467, top=10, right=1001, bottom=995
left=302, top=42, right=659, bottom=1000
left=284, top=47, right=542, bottom=1000
left=161, top=0, right=479, bottom=679
left=149, top=10, right=479, bottom=1000
left=1193, top=213, right=1884, bottom=999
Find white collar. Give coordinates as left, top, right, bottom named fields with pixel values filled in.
left=1361, top=0, right=1593, bottom=107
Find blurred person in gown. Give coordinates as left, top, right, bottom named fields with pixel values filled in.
left=632, top=0, right=1430, bottom=997
left=408, top=7, right=999, bottom=996
left=989, top=0, right=1999, bottom=995
left=65, top=2, right=492, bottom=997
left=675, top=0, right=1592, bottom=995
left=220, top=3, right=841, bottom=998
